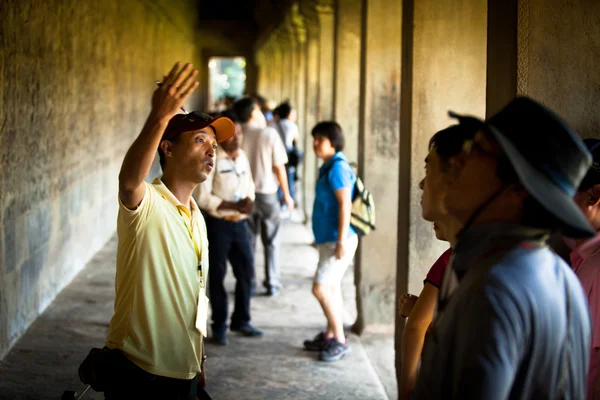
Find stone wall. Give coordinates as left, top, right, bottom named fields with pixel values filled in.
left=406, top=0, right=488, bottom=295
left=0, top=0, right=203, bottom=359
left=517, top=0, right=600, bottom=138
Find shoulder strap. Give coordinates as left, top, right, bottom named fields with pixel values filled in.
left=557, top=275, right=571, bottom=399
left=275, top=120, right=286, bottom=145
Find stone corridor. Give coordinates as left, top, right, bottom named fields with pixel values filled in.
left=0, top=215, right=396, bottom=400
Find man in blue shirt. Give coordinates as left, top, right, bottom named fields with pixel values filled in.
left=414, top=98, right=593, bottom=399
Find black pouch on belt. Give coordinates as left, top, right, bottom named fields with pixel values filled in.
left=78, top=347, right=123, bottom=392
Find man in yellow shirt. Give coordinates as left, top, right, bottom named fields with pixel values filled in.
left=103, top=62, right=234, bottom=399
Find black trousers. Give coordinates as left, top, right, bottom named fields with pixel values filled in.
left=103, top=350, right=198, bottom=400
left=205, top=215, right=255, bottom=332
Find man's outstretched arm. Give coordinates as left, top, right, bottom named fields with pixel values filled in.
left=118, top=62, right=199, bottom=209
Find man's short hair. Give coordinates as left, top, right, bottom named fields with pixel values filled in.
left=578, top=138, right=600, bottom=191
left=233, top=97, right=256, bottom=123
left=274, top=101, right=292, bottom=120
left=311, top=121, right=344, bottom=152
left=220, top=109, right=240, bottom=124
left=428, top=123, right=479, bottom=170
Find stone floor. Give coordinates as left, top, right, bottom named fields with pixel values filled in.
left=0, top=214, right=396, bottom=400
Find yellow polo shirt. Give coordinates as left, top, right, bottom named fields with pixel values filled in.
left=106, top=179, right=209, bottom=380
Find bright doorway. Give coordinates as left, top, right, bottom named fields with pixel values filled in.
left=208, top=57, right=246, bottom=113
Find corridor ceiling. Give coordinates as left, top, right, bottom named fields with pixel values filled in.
left=197, top=0, right=294, bottom=48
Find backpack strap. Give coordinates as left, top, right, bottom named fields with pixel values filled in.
left=320, top=157, right=349, bottom=184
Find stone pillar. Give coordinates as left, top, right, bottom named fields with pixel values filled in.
left=333, top=0, right=363, bottom=163
left=256, top=49, right=268, bottom=98
left=397, top=0, right=488, bottom=383
left=316, top=1, right=335, bottom=121
left=486, top=0, right=518, bottom=117
left=291, top=5, right=308, bottom=212
left=271, top=39, right=283, bottom=103
left=300, top=0, right=321, bottom=220
left=258, top=43, right=273, bottom=100
left=354, top=0, right=402, bottom=334
left=280, top=23, right=295, bottom=104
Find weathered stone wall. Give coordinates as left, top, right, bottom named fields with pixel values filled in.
left=0, top=0, right=202, bottom=359
left=354, top=0, right=403, bottom=331
left=333, top=0, right=362, bottom=164
left=406, top=0, right=488, bottom=295
left=517, top=0, right=600, bottom=138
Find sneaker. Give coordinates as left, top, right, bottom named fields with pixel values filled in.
left=230, top=324, right=264, bottom=337
left=319, top=338, right=351, bottom=361
left=260, top=287, right=280, bottom=297
left=303, top=332, right=328, bottom=351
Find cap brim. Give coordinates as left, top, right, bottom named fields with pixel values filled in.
left=209, top=117, right=235, bottom=143
left=487, top=124, right=595, bottom=238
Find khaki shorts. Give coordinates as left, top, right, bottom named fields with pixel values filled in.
left=314, top=234, right=359, bottom=285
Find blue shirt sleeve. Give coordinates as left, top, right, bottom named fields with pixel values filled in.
left=327, top=160, right=355, bottom=191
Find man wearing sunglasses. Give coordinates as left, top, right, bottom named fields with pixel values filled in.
left=101, top=62, right=235, bottom=399
left=414, top=97, right=593, bottom=399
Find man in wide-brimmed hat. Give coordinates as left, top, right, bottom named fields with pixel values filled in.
left=414, top=97, right=593, bottom=399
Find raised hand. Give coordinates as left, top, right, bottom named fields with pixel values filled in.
left=151, top=62, right=199, bottom=122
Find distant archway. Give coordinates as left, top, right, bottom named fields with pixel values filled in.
left=208, top=57, right=246, bottom=113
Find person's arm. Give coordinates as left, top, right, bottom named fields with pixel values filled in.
left=400, top=283, right=439, bottom=399
left=333, top=187, right=352, bottom=260
left=291, top=123, right=300, bottom=144
left=271, top=129, right=293, bottom=210
left=118, top=62, right=199, bottom=209
left=273, top=164, right=294, bottom=210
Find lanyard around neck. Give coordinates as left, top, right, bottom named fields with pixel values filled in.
left=176, top=205, right=203, bottom=278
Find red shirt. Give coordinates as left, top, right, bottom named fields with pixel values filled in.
left=424, top=248, right=452, bottom=289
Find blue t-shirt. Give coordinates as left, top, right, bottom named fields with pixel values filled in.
left=312, top=152, right=357, bottom=244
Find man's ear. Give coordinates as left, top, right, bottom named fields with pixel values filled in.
left=446, top=155, right=465, bottom=183
left=588, top=184, right=600, bottom=206
left=159, top=140, right=174, bottom=158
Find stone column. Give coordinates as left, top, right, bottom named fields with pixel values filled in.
left=256, top=49, right=268, bottom=98
left=271, top=38, right=283, bottom=103
left=259, top=42, right=275, bottom=101
left=291, top=5, right=308, bottom=210
left=316, top=1, right=335, bottom=121
left=397, top=0, right=488, bottom=385
left=279, top=23, right=295, bottom=104
left=354, top=0, right=402, bottom=334
left=333, top=0, right=363, bottom=163
left=300, top=0, right=321, bottom=220
left=486, top=0, right=518, bottom=117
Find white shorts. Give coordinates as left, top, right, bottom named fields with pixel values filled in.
left=314, top=234, right=359, bottom=285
